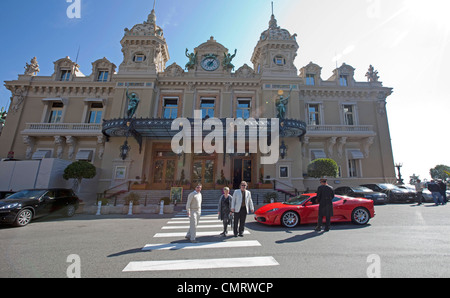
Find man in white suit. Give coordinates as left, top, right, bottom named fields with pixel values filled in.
left=185, top=184, right=202, bottom=243
left=231, top=181, right=254, bottom=237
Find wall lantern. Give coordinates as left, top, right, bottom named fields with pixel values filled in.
left=120, top=140, right=131, bottom=161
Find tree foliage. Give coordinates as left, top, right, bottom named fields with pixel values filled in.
left=307, top=158, right=339, bottom=178
left=63, top=161, right=97, bottom=181
left=430, top=165, right=450, bottom=180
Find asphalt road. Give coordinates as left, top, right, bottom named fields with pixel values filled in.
left=1, top=202, right=449, bottom=279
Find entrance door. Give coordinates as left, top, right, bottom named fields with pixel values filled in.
left=192, top=156, right=216, bottom=189
left=151, top=150, right=177, bottom=190
left=232, top=157, right=253, bottom=189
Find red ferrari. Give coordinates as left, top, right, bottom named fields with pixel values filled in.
left=255, top=193, right=375, bottom=228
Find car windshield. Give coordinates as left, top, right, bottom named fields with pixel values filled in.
left=352, top=186, right=373, bottom=192
left=6, top=190, right=47, bottom=200
left=284, top=195, right=311, bottom=205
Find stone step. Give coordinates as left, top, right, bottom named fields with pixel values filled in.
left=103, top=188, right=283, bottom=206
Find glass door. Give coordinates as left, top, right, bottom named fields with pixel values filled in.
left=192, top=155, right=216, bottom=189
left=151, top=150, right=177, bottom=190
left=232, top=157, right=253, bottom=189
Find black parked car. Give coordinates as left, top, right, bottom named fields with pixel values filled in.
left=335, top=186, right=388, bottom=205
left=361, top=183, right=415, bottom=203
left=0, top=189, right=80, bottom=227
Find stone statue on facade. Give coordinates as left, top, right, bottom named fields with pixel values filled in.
left=126, top=87, right=140, bottom=119
left=185, top=48, right=197, bottom=70
left=24, top=57, right=40, bottom=76
left=0, top=107, right=6, bottom=127
left=366, top=65, right=380, bottom=82
left=223, top=49, right=237, bottom=70
left=276, top=86, right=293, bottom=120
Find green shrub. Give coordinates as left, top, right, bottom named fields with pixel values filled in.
left=263, top=192, right=279, bottom=203
left=125, top=192, right=140, bottom=205
left=160, top=197, right=171, bottom=205
left=307, top=158, right=339, bottom=178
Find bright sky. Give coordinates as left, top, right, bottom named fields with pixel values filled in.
left=1, top=0, right=449, bottom=182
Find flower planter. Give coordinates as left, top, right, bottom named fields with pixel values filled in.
left=131, top=184, right=148, bottom=190
left=258, top=183, right=273, bottom=189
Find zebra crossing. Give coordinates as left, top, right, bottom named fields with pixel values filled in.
left=122, top=210, right=280, bottom=273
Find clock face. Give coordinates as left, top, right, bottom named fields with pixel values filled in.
left=201, top=57, right=220, bottom=71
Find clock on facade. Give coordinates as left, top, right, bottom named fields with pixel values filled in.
left=201, top=55, right=220, bottom=71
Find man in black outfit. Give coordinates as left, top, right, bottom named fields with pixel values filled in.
left=314, top=178, right=335, bottom=232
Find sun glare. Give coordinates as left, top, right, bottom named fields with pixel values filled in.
left=404, top=0, right=450, bottom=29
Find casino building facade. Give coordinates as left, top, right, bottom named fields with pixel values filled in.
left=0, top=8, right=396, bottom=202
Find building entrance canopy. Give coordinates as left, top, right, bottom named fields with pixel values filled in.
left=102, top=118, right=307, bottom=153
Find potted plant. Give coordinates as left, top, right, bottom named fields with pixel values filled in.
left=263, top=192, right=279, bottom=204
left=123, top=192, right=141, bottom=214
left=131, top=176, right=148, bottom=190
left=258, top=172, right=273, bottom=189
left=160, top=197, right=174, bottom=214
left=63, top=161, right=97, bottom=195
left=307, top=158, right=339, bottom=179
left=215, top=170, right=230, bottom=190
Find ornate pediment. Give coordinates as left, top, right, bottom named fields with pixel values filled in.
left=234, top=64, right=256, bottom=78
left=161, top=63, right=185, bottom=77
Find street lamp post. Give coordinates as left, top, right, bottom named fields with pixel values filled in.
left=395, top=163, right=404, bottom=185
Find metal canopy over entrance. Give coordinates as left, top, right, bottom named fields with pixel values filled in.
left=102, top=117, right=307, bottom=153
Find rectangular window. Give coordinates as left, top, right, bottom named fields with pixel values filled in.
left=97, top=71, right=109, bottom=82
left=60, top=70, right=71, bottom=81
left=48, top=102, right=63, bottom=123
left=308, top=104, right=320, bottom=125
left=306, top=74, right=315, bottom=86
left=88, top=102, right=103, bottom=124
left=163, top=98, right=178, bottom=119
left=236, top=99, right=251, bottom=119
left=343, top=104, right=355, bottom=125
left=200, top=98, right=215, bottom=119
left=348, top=159, right=358, bottom=177
left=339, top=75, right=348, bottom=86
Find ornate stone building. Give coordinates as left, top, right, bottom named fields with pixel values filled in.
left=0, top=8, right=395, bottom=201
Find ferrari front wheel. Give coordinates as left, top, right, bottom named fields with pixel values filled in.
left=281, top=211, right=299, bottom=228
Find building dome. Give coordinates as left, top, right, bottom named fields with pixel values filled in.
left=260, top=14, right=297, bottom=41
left=124, top=9, right=164, bottom=38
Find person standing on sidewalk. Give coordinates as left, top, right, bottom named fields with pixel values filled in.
left=231, top=181, right=254, bottom=237
left=185, top=184, right=202, bottom=243
left=314, top=178, right=335, bottom=232
left=415, top=179, right=425, bottom=205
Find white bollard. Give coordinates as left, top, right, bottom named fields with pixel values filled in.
left=159, top=200, right=164, bottom=215
left=96, top=201, right=102, bottom=216
left=128, top=201, right=133, bottom=216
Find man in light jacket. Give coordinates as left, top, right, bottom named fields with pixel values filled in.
left=231, top=181, right=254, bottom=237
left=185, top=184, right=202, bottom=243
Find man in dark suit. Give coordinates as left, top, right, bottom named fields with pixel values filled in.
left=314, top=178, right=335, bottom=232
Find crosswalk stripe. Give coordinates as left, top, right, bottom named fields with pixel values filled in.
left=123, top=256, right=279, bottom=272
left=154, top=230, right=250, bottom=238
left=167, top=220, right=222, bottom=224
left=162, top=224, right=224, bottom=229
left=142, top=240, right=261, bottom=251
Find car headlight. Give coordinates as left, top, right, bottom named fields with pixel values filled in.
left=0, top=203, right=21, bottom=210
left=266, top=208, right=279, bottom=213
